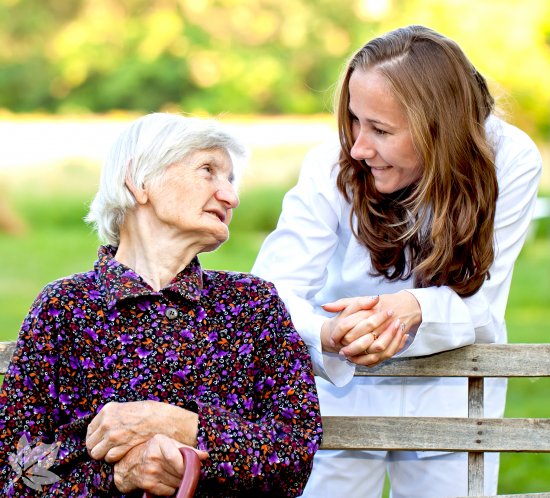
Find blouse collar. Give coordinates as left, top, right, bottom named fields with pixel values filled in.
left=95, top=245, right=204, bottom=309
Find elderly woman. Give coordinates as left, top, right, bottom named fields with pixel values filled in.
left=0, top=113, right=322, bottom=497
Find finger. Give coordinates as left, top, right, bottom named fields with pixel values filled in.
left=145, top=484, right=177, bottom=496
left=322, top=295, right=379, bottom=313
left=340, top=309, right=394, bottom=346
left=104, top=442, right=134, bottom=463
left=380, top=323, right=409, bottom=358
left=358, top=325, right=409, bottom=368
left=158, top=437, right=185, bottom=479
left=86, top=414, right=105, bottom=452
left=86, top=402, right=118, bottom=456
left=340, top=317, right=398, bottom=357
left=328, top=308, right=381, bottom=347
left=140, top=438, right=184, bottom=490
left=89, top=428, right=133, bottom=462
left=365, top=318, right=404, bottom=354
left=177, top=444, right=209, bottom=461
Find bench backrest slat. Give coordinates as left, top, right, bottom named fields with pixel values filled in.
left=355, top=343, right=550, bottom=377
left=321, top=416, right=550, bottom=452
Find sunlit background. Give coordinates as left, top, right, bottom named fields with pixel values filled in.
left=1, top=0, right=549, bottom=494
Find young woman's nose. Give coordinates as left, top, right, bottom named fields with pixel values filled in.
left=350, top=130, right=376, bottom=161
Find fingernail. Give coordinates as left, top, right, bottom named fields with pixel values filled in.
left=387, top=309, right=394, bottom=317
left=400, top=322, right=406, bottom=332
left=339, top=350, right=347, bottom=359
left=370, top=295, right=379, bottom=300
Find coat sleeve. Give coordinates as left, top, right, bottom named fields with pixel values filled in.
left=0, top=287, right=113, bottom=497
left=194, top=283, right=323, bottom=497
left=252, top=140, right=357, bottom=386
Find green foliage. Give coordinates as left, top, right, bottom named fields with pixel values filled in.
left=1, top=0, right=549, bottom=137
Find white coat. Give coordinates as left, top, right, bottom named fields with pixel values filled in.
left=252, top=116, right=542, bottom=461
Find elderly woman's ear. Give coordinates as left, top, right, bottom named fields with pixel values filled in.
left=125, top=175, right=148, bottom=206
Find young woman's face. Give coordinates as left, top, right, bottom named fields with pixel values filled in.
left=348, top=68, right=423, bottom=194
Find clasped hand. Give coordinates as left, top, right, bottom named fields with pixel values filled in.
left=320, top=291, right=421, bottom=367
left=86, top=400, right=207, bottom=495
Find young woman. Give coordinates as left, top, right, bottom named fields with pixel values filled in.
left=252, top=25, right=542, bottom=497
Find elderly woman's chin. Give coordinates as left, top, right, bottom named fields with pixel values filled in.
left=200, top=227, right=230, bottom=253
left=202, top=238, right=226, bottom=253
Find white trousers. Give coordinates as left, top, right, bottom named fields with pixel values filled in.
left=301, top=450, right=500, bottom=498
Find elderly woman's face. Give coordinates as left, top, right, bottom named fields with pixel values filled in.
left=348, top=68, right=422, bottom=194
left=146, top=147, right=239, bottom=250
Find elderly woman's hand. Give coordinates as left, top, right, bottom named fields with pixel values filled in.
left=86, top=400, right=198, bottom=463
left=113, top=434, right=208, bottom=495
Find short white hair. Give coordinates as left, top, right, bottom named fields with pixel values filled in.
left=86, top=113, right=247, bottom=246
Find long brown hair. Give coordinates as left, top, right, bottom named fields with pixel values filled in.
left=336, top=25, right=498, bottom=297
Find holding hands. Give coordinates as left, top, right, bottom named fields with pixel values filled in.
left=320, top=291, right=422, bottom=367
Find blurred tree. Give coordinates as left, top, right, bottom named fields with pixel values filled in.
left=0, top=0, right=548, bottom=137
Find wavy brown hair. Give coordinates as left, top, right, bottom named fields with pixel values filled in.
left=336, top=25, right=498, bottom=297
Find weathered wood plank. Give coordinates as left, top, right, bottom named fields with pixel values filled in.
left=469, top=378, right=484, bottom=417
left=468, top=377, right=485, bottom=495
left=320, top=416, right=550, bottom=452
left=0, top=341, right=16, bottom=374
left=355, top=344, right=550, bottom=378
left=469, top=452, right=485, bottom=496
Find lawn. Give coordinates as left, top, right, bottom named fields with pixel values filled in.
left=1, top=154, right=549, bottom=494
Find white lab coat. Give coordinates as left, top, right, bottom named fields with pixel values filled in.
left=252, top=116, right=542, bottom=460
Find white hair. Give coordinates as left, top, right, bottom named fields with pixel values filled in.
left=85, top=113, right=248, bottom=246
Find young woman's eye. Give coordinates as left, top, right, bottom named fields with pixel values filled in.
left=374, top=128, right=388, bottom=136
left=202, top=165, right=212, bottom=174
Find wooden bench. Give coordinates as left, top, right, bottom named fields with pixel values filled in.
left=321, top=343, right=550, bottom=498
left=2, top=341, right=550, bottom=497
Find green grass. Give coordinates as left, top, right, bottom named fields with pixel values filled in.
left=497, top=233, right=550, bottom=494
left=1, top=182, right=549, bottom=494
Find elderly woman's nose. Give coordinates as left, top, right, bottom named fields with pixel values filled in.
left=215, top=183, right=240, bottom=208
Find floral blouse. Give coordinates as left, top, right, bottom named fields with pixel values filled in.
left=0, top=245, right=322, bottom=497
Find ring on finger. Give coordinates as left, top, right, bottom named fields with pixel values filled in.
left=370, top=331, right=378, bottom=341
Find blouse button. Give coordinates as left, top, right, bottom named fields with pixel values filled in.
left=165, top=307, right=179, bottom=320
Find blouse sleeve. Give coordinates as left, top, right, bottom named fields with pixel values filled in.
left=0, top=288, right=113, bottom=497
left=252, top=141, right=356, bottom=386
left=194, top=284, right=323, bottom=497
left=402, top=118, right=543, bottom=357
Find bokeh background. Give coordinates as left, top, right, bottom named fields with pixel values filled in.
left=1, top=0, right=549, bottom=494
